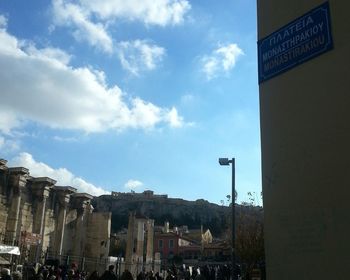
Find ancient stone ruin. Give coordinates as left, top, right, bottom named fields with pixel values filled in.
left=0, top=159, right=111, bottom=272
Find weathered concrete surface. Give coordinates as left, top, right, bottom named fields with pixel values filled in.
left=258, top=1, right=350, bottom=279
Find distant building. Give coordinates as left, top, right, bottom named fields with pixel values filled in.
left=111, top=190, right=168, bottom=199
left=153, top=222, right=213, bottom=266
left=202, top=241, right=231, bottom=262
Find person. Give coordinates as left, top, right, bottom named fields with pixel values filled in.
left=1, top=268, right=12, bottom=280
left=194, top=268, right=205, bottom=280
left=67, top=269, right=75, bottom=280
left=87, top=271, right=99, bottom=280
left=12, top=272, right=22, bottom=280
left=136, top=271, right=145, bottom=280
left=165, top=270, right=174, bottom=280
left=146, top=271, right=156, bottom=280
left=154, top=272, right=163, bottom=280
left=100, top=266, right=117, bottom=280
left=119, top=270, right=133, bottom=280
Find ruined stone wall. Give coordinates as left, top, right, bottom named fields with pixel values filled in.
left=19, top=201, right=34, bottom=233
left=0, top=163, right=9, bottom=232
left=0, top=195, right=8, bottom=234
left=0, top=158, right=112, bottom=267
left=42, top=205, right=56, bottom=252
left=63, top=208, right=78, bottom=256
left=85, top=212, right=111, bottom=259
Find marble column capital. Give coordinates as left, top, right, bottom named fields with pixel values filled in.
left=70, top=193, right=93, bottom=214
left=31, top=177, right=56, bottom=200
left=8, top=167, right=29, bottom=195
left=54, top=186, right=76, bottom=208
left=0, top=159, right=8, bottom=171
left=59, top=195, right=70, bottom=208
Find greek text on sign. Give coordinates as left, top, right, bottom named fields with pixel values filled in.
left=258, top=2, right=333, bottom=83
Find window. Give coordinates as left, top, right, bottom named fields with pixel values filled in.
left=169, top=239, right=174, bottom=248
left=158, top=239, right=163, bottom=249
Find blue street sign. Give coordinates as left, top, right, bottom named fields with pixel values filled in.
left=258, top=2, right=333, bottom=84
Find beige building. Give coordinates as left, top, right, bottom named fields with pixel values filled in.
left=258, top=1, right=350, bottom=279
left=0, top=159, right=111, bottom=271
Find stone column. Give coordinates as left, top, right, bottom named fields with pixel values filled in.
left=146, top=219, right=154, bottom=271
left=31, top=177, right=56, bottom=262
left=125, top=212, right=136, bottom=271
left=56, top=196, right=69, bottom=256
left=0, top=159, right=8, bottom=188
left=53, top=186, right=76, bottom=257
left=0, top=160, right=8, bottom=233
left=154, top=252, right=161, bottom=274
left=5, top=167, right=29, bottom=245
left=136, top=220, right=145, bottom=262
left=69, top=193, right=93, bottom=258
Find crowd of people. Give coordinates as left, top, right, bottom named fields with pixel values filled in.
left=133, top=264, right=238, bottom=280
left=0, top=263, right=88, bottom=280
left=0, top=263, right=241, bottom=280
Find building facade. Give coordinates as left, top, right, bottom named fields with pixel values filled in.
left=258, top=0, right=350, bottom=279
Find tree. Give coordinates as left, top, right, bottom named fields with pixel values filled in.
left=222, top=192, right=265, bottom=279
left=235, top=192, right=265, bottom=279
left=236, top=209, right=264, bottom=279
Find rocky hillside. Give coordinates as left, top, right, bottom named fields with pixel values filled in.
left=92, top=194, right=262, bottom=237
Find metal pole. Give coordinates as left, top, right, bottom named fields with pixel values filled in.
left=231, top=158, right=236, bottom=280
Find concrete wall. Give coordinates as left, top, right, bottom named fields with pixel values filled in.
left=258, top=1, right=350, bottom=279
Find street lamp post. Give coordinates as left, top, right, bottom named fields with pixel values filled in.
left=219, top=157, right=236, bottom=280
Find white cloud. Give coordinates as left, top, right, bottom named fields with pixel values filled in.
left=0, top=111, right=21, bottom=135
left=166, top=107, right=184, bottom=128
left=0, top=135, right=19, bottom=152
left=25, top=44, right=72, bottom=65
left=65, top=0, right=190, bottom=26
left=52, top=136, right=78, bottom=142
left=216, top=44, right=244, bottom=71
left=51, top=0, right=190, bottom=52
left=118, top=40, right=165, bottom=75
left=0, top=15, right=7, bottom=28
left=124, top=179, right=143, bottom=190
left=52, top=0, right=113, bottom=53
left=180, top=94, right=194, bottom=105
left=10, top=152, right=108, bottom=196
left=201, top=43, right=244, bottom=80
left=0, top=21, right=184, bottom=133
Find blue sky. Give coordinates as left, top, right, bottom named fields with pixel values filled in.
left=0, top=0, right=261, bottom=205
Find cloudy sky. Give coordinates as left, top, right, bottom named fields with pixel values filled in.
left=0, top=0, right=261, bottom=204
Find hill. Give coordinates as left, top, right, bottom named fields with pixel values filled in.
left=92, top=191, right=262, bottom=237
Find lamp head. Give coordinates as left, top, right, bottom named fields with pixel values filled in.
left=219, top=158, right=230, bottom=166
